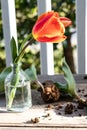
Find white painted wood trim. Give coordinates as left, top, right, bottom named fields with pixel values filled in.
left=85, top=0, right=87, bottom=74
left=76, top=0, right=86, bottom=74
left=37, top=0, right=54, bottom=75
left=1, top=0, right=17, bottom=66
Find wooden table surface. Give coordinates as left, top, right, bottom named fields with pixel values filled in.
left=0, top=74, right=87, bottom=130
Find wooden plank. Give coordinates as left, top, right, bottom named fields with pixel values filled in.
left=0, top=82, right=87, bottom=128
left=38, top=74, right=87, bottom=83
left=0, top=75, right=87, bottom=129
left=0, top=127, right=87, bottom=130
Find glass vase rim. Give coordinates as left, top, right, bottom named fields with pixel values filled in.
left=10, top=62, right=22, bottom=67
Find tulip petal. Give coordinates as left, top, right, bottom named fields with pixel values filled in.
left=36, top=11, right=55, bottom=23
left=36, top=35, right=67, bottom=43
left=59, top=17, right=72, bottom=27
left=32, top=11, right=55, bottom=34
left=37, top=17, right=65, bottom=37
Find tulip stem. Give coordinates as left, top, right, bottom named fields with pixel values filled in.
left=35, top=80, right=45, bottom=92
left=15, top=38, right=35, bottom=63
left=75, top=92, right=86, bottom=104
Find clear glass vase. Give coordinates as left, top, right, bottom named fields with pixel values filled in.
left=4, top=63, right=32, bottom=112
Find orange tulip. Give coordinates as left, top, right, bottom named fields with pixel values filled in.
left=32, top=11, right=72, bottom=43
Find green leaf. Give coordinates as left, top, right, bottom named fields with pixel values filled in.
left=55, top=58, right=76, bottom=97
left=25, top=64, right=37, bottom=81
left=62, top=58, right=76, bottom=97
left=0, top=67, right=11, bottom=94
left=21, top=70, right=29, bottom=81
left=55, top=82, right=68, bottom=93
left=10, top=37, right=18, bottom=63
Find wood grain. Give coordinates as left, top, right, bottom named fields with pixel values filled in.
left=0, top=74, right=87, bottom=129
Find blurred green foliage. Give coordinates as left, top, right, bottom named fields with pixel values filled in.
left=0, top=0, right=75, bottom=74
